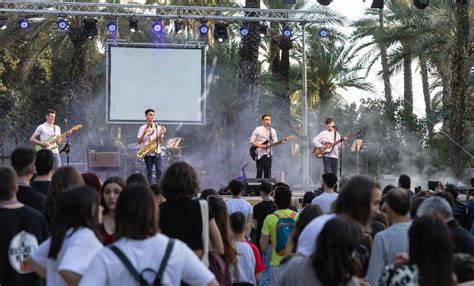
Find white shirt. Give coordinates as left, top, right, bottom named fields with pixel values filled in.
left=34, top=123, right=61, bottom=153
left=79, top=233, right=215, bottom=286
left=31, top=227, right=103, bottom=286
left=233, top=241, right=256, bottom=285
left=312, top=130, right=341, bottom=158
left=137, top=123, right=163, bottom=156
left=311, top=192, right=338, bottom=213
left=296, top=214, right=336, bottom=256
left=249, top=126, right=278, bottom=160
left=226, top=198, right=253, bottom=218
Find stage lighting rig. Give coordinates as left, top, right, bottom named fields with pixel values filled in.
left=57, top=18, right=68, bottom=31
left=82, top=18, right=98, bottom=39
left=317, top=0, right=332, bottom=5
left=151, top=21, right=163, bottom=33
left=318, top=27, right=329, bottom=38
left=259, top=23, right=267, bottom=37
left=106, top=21, right=117, bottom=33
left=239, top=23, right=249, bottom=37
left=174, top=20, right=183, bottom=33
left=371, top=0, right=384, bottom=8
left=199, top=23, right=209, bottom=35
left=129, top=17, right=138, bottom=32
left=413, top=0, right=429, bottom=9
left=281, top=26, right=293, bottom=38
left=0, top=15, right=7, bottom=30
left=18, top=17, right=29, bottom=29
left=214, top=22, right=228, bottom=43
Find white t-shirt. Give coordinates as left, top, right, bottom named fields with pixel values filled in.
left=296, top=214, right=336, bottom=257
left=34, top=123, right=61, bottom=153
left=226, top=198, right=253, bottom=218
left=233, top=241, right=256, bottom=284
left=311, top=193, right=338, bottom=213
left=79, top=233, right=215, bottom=286
left=136, top=123, right=163, bottom=155
left=31, top=227, right=103, bottom=286
left=312, top=130, right=341, bottom=158
left=249, top=126, right=278, bottom=160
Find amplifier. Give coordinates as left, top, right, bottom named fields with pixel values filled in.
left=246, top=178, right=277, bottom=196
left=87, top=146, right=120, bottom=170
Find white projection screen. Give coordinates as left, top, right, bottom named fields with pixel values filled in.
left=107, top=44, right=206, bottom=124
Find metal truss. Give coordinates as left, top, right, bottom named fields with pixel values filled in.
left=0, top=1, right=325, bottom=23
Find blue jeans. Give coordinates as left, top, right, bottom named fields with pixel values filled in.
left=322, top=156, right=338, bottom=175
left=260, top=244, right=272, bottom=286
left=53, top=153, right=62, bottom=170
left=144, top=154, right=162, bottom=184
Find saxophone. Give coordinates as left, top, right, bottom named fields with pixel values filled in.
left=136, top=125, right=166, bottom=159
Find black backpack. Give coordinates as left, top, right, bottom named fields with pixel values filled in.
left=110, top=239, right=175, bottom=286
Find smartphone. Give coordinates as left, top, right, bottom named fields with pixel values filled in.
left=428, top=181, right=438, bottom=190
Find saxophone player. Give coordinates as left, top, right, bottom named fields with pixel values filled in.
left=136, top=109, right=164, bottom=184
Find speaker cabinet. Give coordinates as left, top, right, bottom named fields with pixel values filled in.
left=87, top=146, right=120, bottom=171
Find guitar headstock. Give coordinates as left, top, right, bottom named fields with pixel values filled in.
left=285, top=135, right=296, bottom=142
left=70, top=124, right=83, bottom=132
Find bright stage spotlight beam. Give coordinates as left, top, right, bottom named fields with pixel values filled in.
left=57, top=18, right=68, bottom=31
left=151, top=21, right=163, bottom=33
left=106, top=21, right=117, bottom=33
left=18, top=17, right=29, bottom=29
left=281, top=26, right=292, bottom=38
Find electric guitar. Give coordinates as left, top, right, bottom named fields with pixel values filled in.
left=312, top=129, right=361, bottom=158
left=35, top=124, right=83, bottom=151
left=249, top=135, right=296, bottom=161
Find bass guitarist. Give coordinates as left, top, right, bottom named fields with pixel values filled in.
left=312, top=117, right=347, bottom=174
left=30, top=109, right=63, bottom=169
left=250, top=113, right=281, bottom=178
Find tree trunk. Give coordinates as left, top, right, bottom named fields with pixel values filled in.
left=402, top=51, right=413, bottom=115
left=440, top=65, right=452, bottom=130
left=378, top=9, right=393, bottom=118
left=420, top=57, right=433, bottom=139
left=269, top=23, right=280, bottom=74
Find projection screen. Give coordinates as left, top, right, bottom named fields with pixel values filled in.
left=107, top=44, right=205, bottom=124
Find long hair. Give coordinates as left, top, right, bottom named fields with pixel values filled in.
left=313, top=215, right=363, bottom=286
left=207, top=196, right=238, bottom=269
left=48, top=186, right=100, bottom=259
left=101, top=176, right=126, bottom=215
left=44, top=166, right=85, bottom=228
left=409, top=215, right=455, bottom=286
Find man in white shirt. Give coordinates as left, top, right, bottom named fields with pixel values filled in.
left=312, top=117, right=345, bottom=175
left=249, top=113, right=278, bottom=178
left=311, top=173, right=338, bottom=213
left=136, top=109, right=164, bottom=184
left=30, top=109, right=63, bottom=169
left=226, top=179, right=253, bottom=236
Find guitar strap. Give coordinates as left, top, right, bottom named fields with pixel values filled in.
left=268, top=128, right=273, bottom=157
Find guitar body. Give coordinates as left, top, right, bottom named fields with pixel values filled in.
left=312, top=142, right=334, bottom=158
left=35, top=135, right=59, bottom=151
left=249, top=140, right=269, bottom=161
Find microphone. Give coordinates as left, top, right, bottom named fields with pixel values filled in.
left=64, top=118, right=68, bottom=123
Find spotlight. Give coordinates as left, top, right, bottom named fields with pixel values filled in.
left=129, top=18, right=138, bottom=33
left=151, top=21, right=163, bottom=33
left=0, top=16, right=7, bottom=30
left=317, top=0, right=332, bottom=5
left=259, top=23, right=267, bottom=37
left=371, top=0, right=384, bottom=8
left=106, top=21, right=117, bottom=33
left=199, top=23, right=209, bottom=35
left=174, top=20, right=183, bottom=33
left=281, top=26, right=293, bottom=38
left=82, top=18, right=98, bottom=39
left=57, top=18, right=68, bottom=31
left=413, top=0, right=429, bottom=9
left=18, top=18, right=29, bottom=29
left=318, top=28, right=329, bottom=38
left=239, top=24, right=249, bottom=37
left=213, top=23, right=228, bottom=43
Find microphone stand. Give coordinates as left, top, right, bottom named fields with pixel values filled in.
left=62, top=119, right=71, bottom=166
left=335, top=126, right=343, bottom=178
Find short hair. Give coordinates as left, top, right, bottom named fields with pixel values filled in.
left=445, top=184, right=459, bottom=199
left=258, top=182, right=273, bottom=195
left=115, top=184, right=158, bottom=240
left=11, top=147, right=36, bottom=177
left=385, top=188, right=411, bottom=216
left=229, top=179, right=245, bottom=196
left=200, top=188, right=218, bottom=200
left=82, top=172, right=101, bottom=193
left=45, top=109, right=56, bottom=116
left=126, top=173, right=149, bottom=186
left=325, top=118, right=334, bottom=125
left=0, top=166, right=17, bottom=200
left=162, top=162, right=199, bottom=200
left=274, top=186, right=292, bottom=209
left=302, top=191, right=316, bottom=208
left=453, top=253, right=474, bottom=283
left=145, top=108, right=155, bottom=115
left=101, top=176, right=126, bottom=214
left=322, top=173, right=338, bottom=189
left=230, top=212, right=247, bottom=234
left=416, top=196, right=453, bottom=220
left=35, top=149, right=54, bottom=176
left=398, top=174, right=411, bottom=189
left=261, top=113, right=271, bottom=120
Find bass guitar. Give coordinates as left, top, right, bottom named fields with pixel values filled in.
left=250, top=135, right=296, bottom=161
left=312, top=129, right=361, bottom=158
left=35, top=124, right=83, bottom=151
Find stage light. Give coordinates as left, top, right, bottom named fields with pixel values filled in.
left=259, top=23, right=267, bottom=37
left=57, top=18, right=68, bottom=31
left=82, top=18, right=98, bottom=39
left=174, top=20, right=183, bottom=33
left=239, top=24, right=249, bottom=37
left=281, top=26, right=293, bottom=38
left=371, top=0, right=384, bottom=8
left=413, top=0, right=429, bottom=9
left=214, top=23, right=228, bottom=43
left=319, top=27, right=329, bottom=38
left=18, top=18, right=29, bottom=29
left=106, top=21, right=117, bottom=33
left=151, top=21, right=163, bottom=33
left=199, top=23, right=209, bottom=35
left=0, top=16, right=7, bottom=30
left=317, top=0, right=332, bottom=5
left=129, top=18, right=138, bottom=33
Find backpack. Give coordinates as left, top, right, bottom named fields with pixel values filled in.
left=110, top=239, right=175, bottom=286
left=272, top=211, right=297, bottom=256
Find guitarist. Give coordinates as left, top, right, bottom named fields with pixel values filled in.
left=250, top=113, right=279, bottom=178
left=312, top=118, right=347, bottom=174
left=30, top=109, right=63, bottom=169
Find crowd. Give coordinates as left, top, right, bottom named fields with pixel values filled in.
left=1, top=146, right=474, bottom=286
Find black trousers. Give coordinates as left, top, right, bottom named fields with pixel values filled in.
left=256, top=155, right=272, bottom=178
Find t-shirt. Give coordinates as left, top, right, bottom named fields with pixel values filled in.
left=311, top=192, right=338, bottom=213
left=17, top=185, right=46, bottom=212
left=253, top=200, right=276, bottom=248
left=233, top=241, right=256, bottom=284
left=247, top=241, right=265, bottom=274
left=0, top=206, right=48, bottom=286
left=261, top=209, right=299, bottom=266
left=226, top=198, right=253, bottom=218
left=30, top=181, right=51, bottom=196
left=31, top=227, right=103, bottom=286
left=296, top=214, right=336, bottom=257
left=79, top=234, right=215, bottom=286
left=249, top=126, right=278, bottom=159
left=136, top=123, right=163, bottom=156
left=160, top=198, right=214, bottom=251
left=312, top=130, right=342, bottom=158
left=99, top=223, right=115, bottom=246
left=34, top=123, right=61, bottom=153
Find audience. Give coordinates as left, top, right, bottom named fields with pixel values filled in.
left=81, top=172, right=101, bottom=193
left=31, top=149, right=54, bottom=196
left=398, top=174, right=415, bottom=199
left=200, top=188, right=218, bottom=200
left=125, top=173, right=148, bottom=186
left=99, top=176, right=126, bottom=245
left=285, top=204, right=322, bottom=255
left=225, top=179, right=253, bottom=235
left=150, top=183, right=166, bottom=205
left=301, top=191, right=315, bottom=209
left=445, top=183, right=468, bottom=229
left=311, top=173, right=338, bottom=213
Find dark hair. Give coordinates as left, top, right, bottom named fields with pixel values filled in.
left=325, top=117, right=334, bottom=125
left=35, top=149, right=54, bottom=176
left=333, top=175, right=377, bottom=227
left=410, top=197, right=425, bottom=219
left=0, top=166, right=17, bottom=200
left=48, top=186, right=100, bottom=259
left=274, top=186, right=292, bottom=209
left=261, top=113, right=271, bottom=120
left=436, top=191, right=454, bottom=205
left=82, top=172, right=101, bottom=193
left=302, top=191, right=316, bottom=208
left=145, top=108, right=155, bottom=115
left=101, top=176, right=126, bottom=214
left=258, top=182, right=273, bottom=195
left=313, top=215, right=363, bottom=285
left=230, top=211, right=247, bottom=234
left=207, top=196, right=238, bottom=269
left=115, top=184, right=158, bottom=240
left=292, top=205, right=322, bottom=252
left=453, top=253, right=474, bottom=283
left=161, top=162, right=199, bottom=200
left=229, top=179, right=245, bottom=197
left=322, top=173, right=338, bottom=189
left=445, top=184, right=459, bottom=199
left=126, top=173, right=149, bottom=186
left=385, top=187, right=411, bottom=215
left=200, top=188, right=218, bottom=200
left=398, top=174, right=411, bottom=189
left=11, top=147, right=36, bottom=177
left=409, top=215, right=455, bottom=286
left=150, top=184, right=163, bottom=196
left=45, top=109, right=56, bottom=115
left=44, top=166, right=85, bottom=228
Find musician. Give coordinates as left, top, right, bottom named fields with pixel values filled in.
left=250, top=113, right=278, bottom=178
left=136, top=109, right=164, bottom=184
left=30, top=109, right=63, bottom=169
left=312, top=118, right=347, bottom=175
